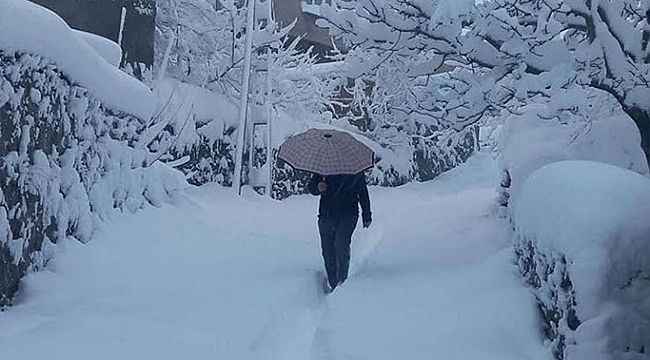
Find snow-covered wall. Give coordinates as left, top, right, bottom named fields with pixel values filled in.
left=497, top=89, right=650, bottom=359
left=0, top=50, right=186, bottom=306
left=514, top=161, right=650, bottom=360
left=0, top=0, right=185, bottom=306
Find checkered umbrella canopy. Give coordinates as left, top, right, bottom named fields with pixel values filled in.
left=278, top=129, right=375, bottom=175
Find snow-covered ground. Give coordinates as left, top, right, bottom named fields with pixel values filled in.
left=0, top=151, right=551, bottom=360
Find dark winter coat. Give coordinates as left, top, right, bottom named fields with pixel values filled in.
left=308, top=173, right=372, bottom=223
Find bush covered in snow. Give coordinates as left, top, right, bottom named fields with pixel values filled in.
left=495, top=86, right=650, bottom=359
left=148, top=78, right=478, bottom=200
left=0, top=50, right=186, bottom=306
left=142, top=80, right=238, bottom=187
left=0, top=0, right=187, bottom=306
left=513, top=161, right=650, bottom=360
left=269, top=125, right=477, bottom=200
left=497, top=88, right=649, bottom=216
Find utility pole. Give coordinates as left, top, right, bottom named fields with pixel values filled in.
left=233, top=0, right=256, bottom=195
left=118, top=7, right=127, bottom=47
left=265, top=49, right=273, bottom=198
left=265, top=0, right=274, bottom=198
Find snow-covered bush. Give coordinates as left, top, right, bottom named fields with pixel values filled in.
left=0, top=50, right=186, bottom=306
left=360, top=125, right=476, bottom=187
left=142, top=79, right=239, bottom=187
left=0, top=0, right=186, bottom=306
left=496, top=86, right=649, bottom=359
left=272, top=151, right=313, bottom=200
left=514, top=161, right=650, bottom=360
left=497, top=88, right=649, bottom=217
left=319, top=0, right=650, bottom=166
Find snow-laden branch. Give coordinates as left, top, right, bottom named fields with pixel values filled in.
left=317, top=0, right=650, bottom=162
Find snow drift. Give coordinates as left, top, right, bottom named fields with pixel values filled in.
left=0, top=0, right=185, bottom=306
left=514, top=161, right=650, bottom=359
left=497, top=91, right=649, bottom=217
left=0, top=0, right=154, bottom=119
left=72, top=29, right=122, bottom=68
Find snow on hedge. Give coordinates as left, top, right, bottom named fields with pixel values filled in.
left=72, top=29, right=122, bottom=68
left=0, top=0, right=154, bottom=119
left=497, top=90, right=649, bottom=217
left=514, top=160, right=650, bottom=359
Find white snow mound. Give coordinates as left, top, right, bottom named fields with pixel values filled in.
left=0, top=0, right=154, bottom=120
left=72, top=29, right=122, bottom=68
left=515, top=160, right=650, bottom=357
left=498, top=101, right=649, bottom=215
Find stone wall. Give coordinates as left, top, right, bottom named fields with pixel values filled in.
left=0, top=50, right=176, bottom=306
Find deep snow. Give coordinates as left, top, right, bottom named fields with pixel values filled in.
left=497, top=94, right=649, bottom=220
left=0, top=151, right=551, bottom=360
left=515, top=160, right=650, bottom=358
left=0, top=0, right=154, bottom=119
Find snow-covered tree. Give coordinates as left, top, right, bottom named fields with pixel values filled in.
left=317, top=2, right=650, bottom=357
left=318, top=0, right=650, bottom=164
left=153, top=0, right=344, bottom=192
left=156, top=0, right=257, bottom=92
left=154, top=0, right=341, bottom=101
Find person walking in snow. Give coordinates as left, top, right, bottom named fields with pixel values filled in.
left=308, top=172, right=372, bottom=292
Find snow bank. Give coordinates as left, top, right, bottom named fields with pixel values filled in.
left=145, top=79, right=239, bottom=187
left=0, top=0, right=154, bottom=120
left=514, top=161, right=650, bottom=359
left=497, top=94, right=649, bottom=217
left=0, top=46, right=186, bottom=305
left=72, top=29, right=122, bottom=68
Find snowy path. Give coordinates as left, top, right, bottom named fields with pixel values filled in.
left=0, top=152, right=551, bottom=360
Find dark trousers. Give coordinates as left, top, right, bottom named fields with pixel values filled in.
left=318, top=215, right=358, bottom=288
